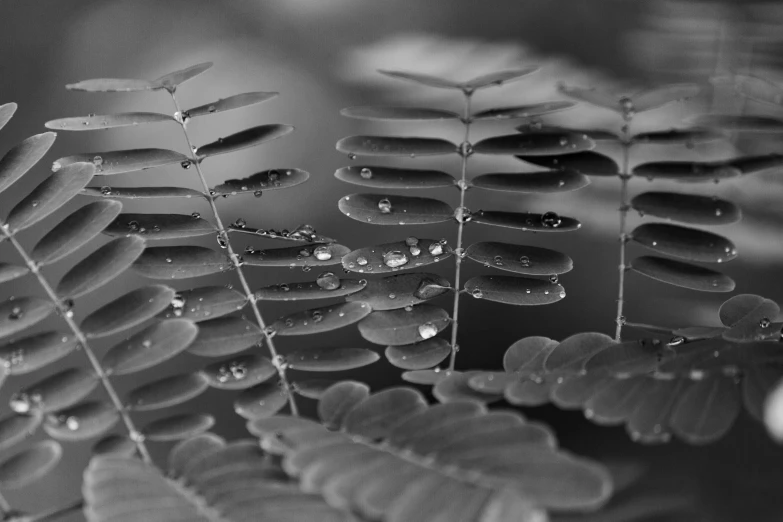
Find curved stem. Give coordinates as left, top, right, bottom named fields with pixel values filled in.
left=448, top=92, right=472, bottom=371
left=168, top=93, right=298, bottom=416
left=0, top=227, right=151, bottom=463
left=615, top=122, right=631, bottom=342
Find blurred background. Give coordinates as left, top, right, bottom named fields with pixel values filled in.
left=2, top=0, right=783, bottom=520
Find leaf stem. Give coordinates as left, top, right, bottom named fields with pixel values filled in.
left=615, top=121, right=632, bottom=342
left=0, top=226, right=152, bottom=463
left=168, top=93, right=298, bottom=416
left=448, top=91, right=472, bottom=371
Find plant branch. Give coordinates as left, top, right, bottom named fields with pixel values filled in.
left=168, top=93, right=298, bottom=416
left=448, top=91, right=472, bottom=371
left=615, top=121, right=632, bottom=342
left=0, top=227, right=151, bottom=463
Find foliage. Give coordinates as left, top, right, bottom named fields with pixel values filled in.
left=0, top=60, right=782, bottom=521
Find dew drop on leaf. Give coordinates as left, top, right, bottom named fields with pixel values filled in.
left=313, top=245, right=332, bottom=261
left=418, top=322, right=438, bottom=340
left=360, top=167, right=373, bottom=179
left=181, top=160, right=192, bottom=169
left=541, top=211, right=562, bottom=228
left=316, top=272, right=340, bottom=290
left=428, top=243, right=444, bottom=256
left=383, top=251, right=409, bottom=268
left=378, top=198, right=392, bottom=214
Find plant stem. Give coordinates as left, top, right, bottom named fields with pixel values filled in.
left=168, top=93, right=298, bottom=416
left=615, top=122, right=632, bottom=342
left=27, top=499, right=83, bottom=522
left=0, top=491, right=10, bottom=517
left=0, top=227, right=151, bottom=463
left=448, top=91, right=472, bottom=371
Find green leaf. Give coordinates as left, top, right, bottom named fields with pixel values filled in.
left=385, top=338, right=451, bottom=370
left=433, top=371, right=505, bottom=404
left=516, top=151, right=618, bottom=176
left=670, top=375, right=739, bottom=444
left=104, top=212, right=216, bottom=240
left=0, top=132, right=57, bottom=195
left=585, top=338, right=667, bottom=377
left=467, top=372, right=518, bottom=394
left=126, top=373, right=209, bottom=411
left=720, top=295, right=779, bottom=342
left=345, top=272, right=451, bottom=310
left=336, top=135, right=460, bottom=158
left=338, top=193, right=454, bottom=225
left=550, top=373, right=612, bottom=410
left=244, top=243, right=349, bottom=268
left=633, top=160, right=740, bottom=182
left=0, top=297, right=56, bottom=340
left=466, top=242, right=573, bottom=275
left=5, top=162, right=95, bottom=233
left=255, top=277, right=366, bottom=302
left=271, top=302, right=372, bottom=336
left=472, top=210, right=582, bottom=232
left=187, top=317, right=262, bottom=357
left=66, top=78, right=159, bottom=92
left=463, top=67, right=540, bottom=90
left=517, top=124, right=620, bottom=142
left=0, top=413, right=41, bottom=452
left=631, top=192, right=741, bottom=225
left=251, top=387, right=612, bottom=512
left=471, top=170, right=589, bottom=193
left=558, top=84, right=621, bottom=111
left=157, top=285, right=247, bottom=321
left=14, top=367, right=99, bottom=413
left=0, top=440, right=61, bottom=489
left=103, top=319, right=198, bottom=375
left=31, top=200, right=123, bottom=265
left=55, top=149, right=189, bottom=175
left=318, top=381, right=371, bottom=430
left=0, top=331, right=78, bottom=375
left=334, top=165, right=455, bottom=189
left=186, top=91, right=279, bottom=118
left=81, top=285, right=176, bottom=338
left=142, top=413, right=215, bottom=441
left=627, top=378, right=688, bottom=444
left=234, top=380, right=289, bottom=420
left=153, top=62, right=213, bottom=91
left=631, top=84, right=700, bottom=112
left=631, top=128, right=722, bottom=145
left=57, top=236, right=146, bottom=299
left=199, top=354, right=276, bottom=390
left=132, top=245, right=231, bottom=279
left=464, top=275, right=566, bottom=305
left=729, top=74, right=783, bottom=107
left=630, top=256, right=735, bottom=292
left=472, top=101, right=575, bottom=120
left=377, top=70, right=462, bottom=90
left=82, top=186, right=204, bottom=199
left=630, top=223, right=737, bottom=263
left=544, top=332, right=616, bottom=374
left=43, top=400, right=118, bottom=441
left=473, top=132, right=594, bottom=155
left=0, top=263, right=28, bottom=284
left=401, top=369, right=458, bottom=385
left=691, top=114, right=783, bottom=132
left=45, top=112, right=174, bottom=131
left=584, top=377, right=652, bottom=426
left=287, top=347, right=379, bottom=372
left=357, top=305, right=450, bottom=346
left=212, top=168, right=309, bottom=196
left=343, top=239, right=452, bottom=274
left=340, top=106, right=460, bottom=120
left=293, top=379, right=340, bottom=400
left=0, top=103, right=17, bottom=132
left=92, top=435, right=136, bottom=457
left=196, top=124, right=293, bottom=158
left=504, top=336, right=559, bottom=374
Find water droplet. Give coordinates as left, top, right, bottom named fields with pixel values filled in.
left=52, top=161, right=62, bottom=172
left=760, top=317, right=771, bottom=328
left=357, top=256, right=368, bottom=266
left=348, top=153, right=356, bottom=160
left=549, top=274, right=559, bottom=284
left=667, top=336, right=685, bottom=347
left=378, top=198, right=392, bottom=214
left=455, top=206, right=472, bottom=223
left=181, top=160, right=192, bottom=169
left=471, top=288, right=483, bottom=298
left=191, top=212, right=201, bottom=219
left=459, top=141, right=473, bottom=156
left=409, top=245, right=421, bottom=256
left=493, top=255, right=503, bottom=266
left=65, top=416, right=80, bottom=431
left=418, top=322, right=438, bottom=339
left=715, top=208, right=722, bottom=217
left=383, top=251, right=409, bottom=268
left=559, top=137, right=568, bottom=147
left=541, top=211, right=562, bottom=228
left=360, top=167, right=373, bottom=179
left=316, top=272, right=340, bottom=290
left=9, top=306, right=23, bottom=320
left=428, top=243, right=444, bottom=256
left=519, top=256, right=531, bottom=267
left=254, top=190, right=263, bottom=198
left=100, top=186, right=112, bottom=195
left=313, top=245, right=332, bottom=261
left=233, top=218, right=247, bottom=229
left=9, top=393, right=32, bottom=413
left=170, top=293, right=186, bottom=317
left=689, top=369, right=705, bottom=381
left=127, top=220, right=140, bottom=232
left=216, top=233, right=228, bottom=249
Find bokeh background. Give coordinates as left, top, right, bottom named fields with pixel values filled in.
left=2, top=0, right=783, bottom=520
